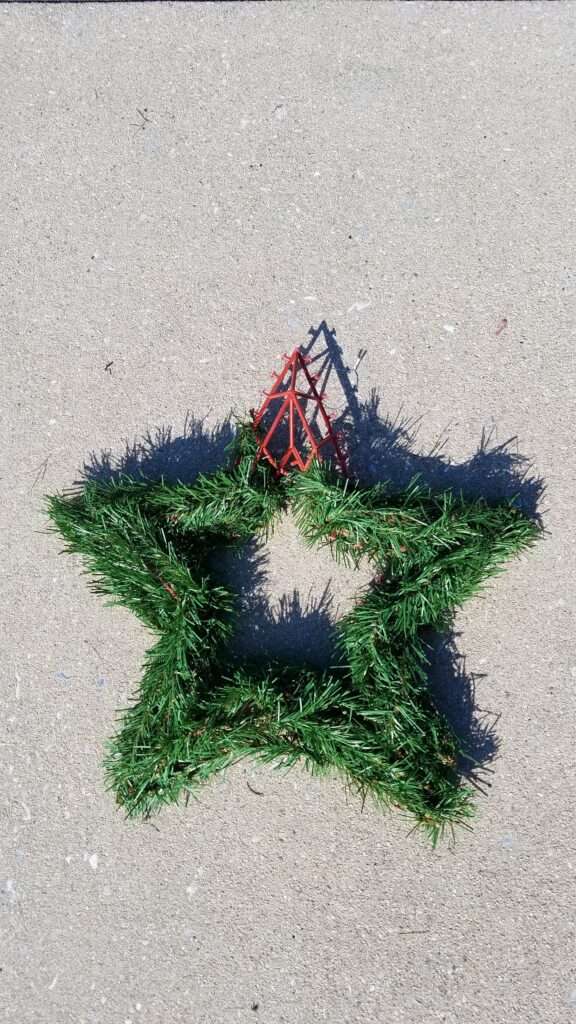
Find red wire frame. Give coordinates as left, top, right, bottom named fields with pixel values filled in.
left=252, top=348, right=348, bottom=475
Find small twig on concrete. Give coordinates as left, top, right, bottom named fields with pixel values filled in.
left=29, top=455, right=52, bottom=491
left=131, top=108, right=151, bottom=130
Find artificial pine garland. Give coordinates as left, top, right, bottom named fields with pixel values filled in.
left=47, top=417, right=539, bottom=845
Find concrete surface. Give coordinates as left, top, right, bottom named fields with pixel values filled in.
left=1, top=2, right=575, bottom=1022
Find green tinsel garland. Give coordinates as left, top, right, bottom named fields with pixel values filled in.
left=46, top=424, right=540, bottom=844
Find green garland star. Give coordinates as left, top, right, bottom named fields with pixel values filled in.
left=46, top=424, right=540, bottom=845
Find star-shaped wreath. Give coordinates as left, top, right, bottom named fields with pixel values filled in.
left=47, top=346, right=540, bottom=844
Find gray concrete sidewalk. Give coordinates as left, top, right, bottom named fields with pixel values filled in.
left=1, top=3, right=575, bottom=1023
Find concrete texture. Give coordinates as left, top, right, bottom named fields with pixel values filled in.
left=1, top=2, right=575, bottom=1022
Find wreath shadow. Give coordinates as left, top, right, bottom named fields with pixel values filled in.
left=80, top=321, right=544, bottom=799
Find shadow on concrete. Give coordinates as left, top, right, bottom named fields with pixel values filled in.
left=79, top=319, right=544, bottom=795
left=212, top=535, right=339, bottom=669
left=303, top=320, right=543, bottom=517
left=81, top=413, right=236, bottom=486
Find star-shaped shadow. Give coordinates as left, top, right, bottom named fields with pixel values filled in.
left=49, top=323, right=542, bottom=844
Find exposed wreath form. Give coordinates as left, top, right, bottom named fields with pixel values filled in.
left=47, top=368, right=540, bottom=845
